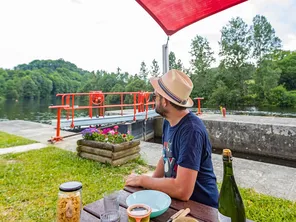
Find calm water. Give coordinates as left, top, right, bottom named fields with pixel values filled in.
left=0, top=98, right=296, bottom=124
left=0, top=97, right=89, bottom=124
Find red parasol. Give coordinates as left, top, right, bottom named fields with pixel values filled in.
left=136, top=0, right=248, bottom=36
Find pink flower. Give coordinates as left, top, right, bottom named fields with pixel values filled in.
left=127, top=130, right=130, bottom=134
left=109, top=130, right=115, bottom=135
left=114, top=125, right=119, bottom=129
left=102, top=128, right=111, bottom=134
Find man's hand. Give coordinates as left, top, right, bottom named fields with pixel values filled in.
left=125, top=173, right=143, bottom=187
left=125, top=166, right=197, bottom=201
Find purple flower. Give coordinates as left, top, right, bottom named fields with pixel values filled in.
left=81, top=128, right=98, bottom=136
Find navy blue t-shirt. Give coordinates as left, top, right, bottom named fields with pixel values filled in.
left=162, top=111, right=218, bottom=208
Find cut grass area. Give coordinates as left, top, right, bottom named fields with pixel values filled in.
left=0, top=147, right=149, bottom=221
left=0, top=131, right=37, bottom=148
left=0, top=147, right=295, bottom=221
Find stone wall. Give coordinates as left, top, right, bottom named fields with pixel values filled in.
left=153, top=116, right=296, bottom=161
left=204, top=120, right=296, bottom=161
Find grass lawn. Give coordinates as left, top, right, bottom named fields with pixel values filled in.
left=0, top=147, right=148, bottom=221
left=0, top=147, right=295, bottom=221
left=0, top=131, right=37, bottom=148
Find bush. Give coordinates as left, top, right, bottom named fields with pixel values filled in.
left=268, top=85, right=296, bottom=107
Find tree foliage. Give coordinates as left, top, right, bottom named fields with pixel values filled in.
left=189, top=35, right=216, bottom=99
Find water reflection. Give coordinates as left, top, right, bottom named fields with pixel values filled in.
left=0, top=97, right=55, bottom=124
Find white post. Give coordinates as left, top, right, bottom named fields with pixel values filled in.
left=162, top=43, right=169, bottom=74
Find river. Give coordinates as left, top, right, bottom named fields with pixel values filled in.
left=0, top=98, right=296, bottom=124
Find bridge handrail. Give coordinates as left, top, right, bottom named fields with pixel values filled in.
left=48, top=91, right=155, bottom=143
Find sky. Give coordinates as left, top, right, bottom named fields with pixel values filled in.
left=0, top=0, right=295, bottom=75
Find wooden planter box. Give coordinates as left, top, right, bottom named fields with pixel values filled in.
left=76, top=139, right=141, bottom=166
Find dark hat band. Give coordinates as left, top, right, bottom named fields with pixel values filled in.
left=158, top=79, right=188, bottom=105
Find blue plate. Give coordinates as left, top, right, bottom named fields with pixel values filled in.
left=126, top=190, right=171, bottom=218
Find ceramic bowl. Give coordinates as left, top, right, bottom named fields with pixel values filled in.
left=126, top=190, right=171, bottom=218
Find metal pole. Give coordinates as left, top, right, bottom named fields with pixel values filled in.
left=162, top=41, right=169, bottom=74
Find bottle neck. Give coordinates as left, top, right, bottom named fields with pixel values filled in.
left=223, top=156, right=234, bottom=176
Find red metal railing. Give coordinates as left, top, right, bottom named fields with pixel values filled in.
left=48, top=91, right=155, bottom=143
left=49, top=91, right=205, bottom=143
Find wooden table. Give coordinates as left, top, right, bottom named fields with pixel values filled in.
left=82, top=186, right=253, bottom=222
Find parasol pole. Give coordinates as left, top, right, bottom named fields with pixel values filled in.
left=162, top=36, right=170, bottom=74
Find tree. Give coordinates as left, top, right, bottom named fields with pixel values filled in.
left=150, top=59, right=160, bottom=77
left=169, top=51, right=177, bottom=70
left=169, top=51, right=183, bottom=70
left=219, top=17, right=251, bottom=68
left=20, top=76, right=38, bottom=98
left=251, top=15, right=282, bottom=63
left=116, top=67, right=121, bottom=75
left=5, top=80, right=18, bottom=99
left=0, top=69, right=8, bottom=97
left=219, top=17, right=253, bottom=101
left=139, top=61, right=149, bottom=81
left=253, top=59, right=281, bottom=101
left=277, top=51, right=296, bottom=90
left=189, top=35, right=215, bottom=98
left=190, top=35, right=215, bottom=76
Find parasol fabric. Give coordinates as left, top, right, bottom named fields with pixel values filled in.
left=136, top=0, right=247, bottom=36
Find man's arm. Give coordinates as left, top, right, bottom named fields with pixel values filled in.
left=126, top=165, right=197, bottom=201
left=152, top=157, right=164, bottom=178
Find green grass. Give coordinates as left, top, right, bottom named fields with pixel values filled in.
left=0, top=131, right=37, bottom=148
left=0, top=147, right=295, bottom=221
left=217, top=184, right=296, bottom=222
left=0, top=147, right=149, bottom=221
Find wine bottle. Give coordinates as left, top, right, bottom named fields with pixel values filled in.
left=218, top=149, right=246, bottom=222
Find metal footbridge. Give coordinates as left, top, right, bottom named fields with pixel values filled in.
left=51, top=109, right=159, bottom=129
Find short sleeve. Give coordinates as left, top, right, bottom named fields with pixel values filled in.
left=177, top=129, right=203, bottom=171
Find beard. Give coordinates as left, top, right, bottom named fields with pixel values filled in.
left=155, top=103, right=168, bottom=118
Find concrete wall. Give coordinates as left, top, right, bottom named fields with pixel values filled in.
left=153, top=116, right=164, bottom=138
left=127, top=119, right=154, bottom=141
left=204, top=120, right=296, bottom=161
left=152, top=116, right=296, bottom=161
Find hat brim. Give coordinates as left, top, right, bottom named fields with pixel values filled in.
left=150, top=77, right=194, bottom=108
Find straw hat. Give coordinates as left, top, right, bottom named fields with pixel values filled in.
left=150, top=69, right=194, bottom=107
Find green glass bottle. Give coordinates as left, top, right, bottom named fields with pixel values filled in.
left=218, top=149, right=246, bottom=222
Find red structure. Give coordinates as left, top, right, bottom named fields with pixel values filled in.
left=48, top=91, right=155, bottom=143
left=136, top=0, right=247, bottom=36
left=194, top=97, right=204, bottom=115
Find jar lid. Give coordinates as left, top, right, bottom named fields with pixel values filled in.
left=59, top=181, right=82, bottom=192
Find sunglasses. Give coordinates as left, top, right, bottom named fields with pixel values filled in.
left=151, top=92, right=161, bottom=100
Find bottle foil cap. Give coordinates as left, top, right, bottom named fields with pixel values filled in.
left=223, top=149, right=232, bottom=157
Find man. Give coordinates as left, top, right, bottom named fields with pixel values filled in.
left=125, top=69, right=218, bottom=208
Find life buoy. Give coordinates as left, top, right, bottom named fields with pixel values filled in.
left=91, top=93, right=104, bottom=105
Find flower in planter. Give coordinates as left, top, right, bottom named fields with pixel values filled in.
left=81, top=126, right=134, bottom=144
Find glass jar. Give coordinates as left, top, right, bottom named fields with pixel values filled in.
left=57, top=181, right=82, bottom=222
left=127, top=204, right=151, bottom=222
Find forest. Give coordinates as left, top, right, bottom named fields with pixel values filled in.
left=0, top=15, right=295, bottom=108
